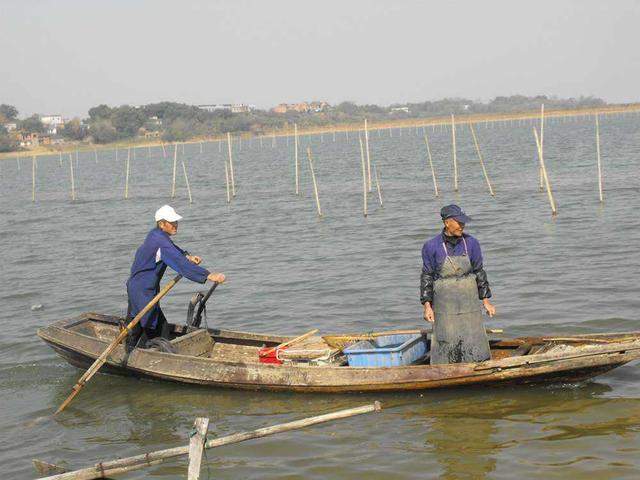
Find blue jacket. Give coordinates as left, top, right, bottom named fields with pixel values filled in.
left=126, top=228, right=210, bottom=328
left=420, top=231, right=491, bottom=304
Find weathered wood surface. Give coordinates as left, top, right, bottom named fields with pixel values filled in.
left=37, top=403, right=381, bottom=480
left=37, top=314, right=640, bottom=393
left=187, top=417, right=209, bottom=480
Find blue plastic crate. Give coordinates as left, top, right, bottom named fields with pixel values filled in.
left=343, top=333, right=428, bottom=367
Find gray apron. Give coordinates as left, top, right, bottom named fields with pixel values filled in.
left=430, top=238, right=491, bottom=365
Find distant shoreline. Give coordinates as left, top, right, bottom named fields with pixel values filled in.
left=2, top=103, right=639, bottom=160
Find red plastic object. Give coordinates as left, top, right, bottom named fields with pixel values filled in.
left=258, top=346, right=287, bottom=365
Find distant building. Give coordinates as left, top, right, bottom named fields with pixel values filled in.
left=197, top=104, right=255, bottom=113
left=390, top=106, right=410, bottom=114
left=272, top=101, right=329, bottom=114
left=2, top=122, right=17, bottom=132
left=19, top=132, right=51, bottom=147
left=40, top=114, right=64, bottom=135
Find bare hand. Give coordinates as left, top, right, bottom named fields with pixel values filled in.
left=208, top=272, right=226, bottom=284
left=187, top=255, right=202, bottom=265
left=483, top=299, right=496, bottom=317
left=423, top=303, right=435, bottom=323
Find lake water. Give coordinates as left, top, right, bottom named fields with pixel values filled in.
left=2, top=114, right=640, bottom=479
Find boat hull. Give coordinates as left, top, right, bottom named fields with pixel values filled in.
left=38, top=313, right=640, bottom=393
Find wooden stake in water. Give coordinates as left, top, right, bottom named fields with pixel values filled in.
left=294, top=123, right=300, bottom=195
left=94, top=149, right=98, bottom=164
left=359, top=135, right=368, bottom=217
left=424, top=133, right=439, bottom=197
left=539, top=104, right=545, bottom=192
left=124, top=148, right=131, bottom=199
left=451, top=114, right=458, bottom=192
left=595, top=115, right=604, bottom=203
left=161, top=142, right=167, bottom=158
left=31, top=155, right=36, bottom=202
left=364, top=119, right=372, bottom=192
left=533, top=128, right=557, bottom=216
left=69, top=154, right=76, bottom=201
left=181, top=159, right=193, bottom=204
left=306, top=147, right=322, bottom=217
left=200, top=141, right=203, bottom=154
left=469, top=124, right=495, bottom=196
left=227, top=132, right=236, bottom=197
left=59, top=151, right=63, bottom=167
left=171, top=143, right=178, bottom=198
left=374, top=164, right=383, bottom=207
left=224, top=161, right=231, bottom=204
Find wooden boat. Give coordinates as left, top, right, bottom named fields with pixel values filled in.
left=38, top=312, right=640, bottom=393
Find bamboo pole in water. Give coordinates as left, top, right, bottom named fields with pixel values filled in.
left=451, top=114, right=458, bottom=192
left=187, top=417, right=209, bottom=480
left=306, top=147, right=322, bottom=217
left=36, top=403, right=381, bottom=480
left=161, top=142, right=166, bottom=158
left=69, top=154, right=76, bottom=201
left=124, top=148, right=131, bottom=199
left=424, top=133, right=439, bottom=197
left=595, top=115, right=604, bottom=203
left=171, top=143, right=178, bottom=198
left=359, top=134, right=368, bottom=217
left=59, top=151, right=62, bottom=167
left=294, top=123, right=300, bottom=195
left=94, top=149, right=98, bottom=164
left=181, top=159, right=193, bottom=204
left=374, top=164, right=383, bottom=207
left=533, top=128, right=557, bottom=216
left=227, top=132, right=236, bottom=197
left=224, top=161, right=231, bottom=204
left=364, top=119, right=372, bottom=192
left=539, top=104, right=545, bottom=192
left=199, top=141, right=203, bottom=154
left=469, top=124, right=495, bottom=196
left=31, top=156, right=36, bottom=202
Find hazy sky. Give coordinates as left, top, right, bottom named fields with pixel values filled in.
left=1, top=0, right=639, bottom=118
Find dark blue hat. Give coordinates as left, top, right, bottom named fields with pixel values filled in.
left=440, top=204, right=472, bottom=224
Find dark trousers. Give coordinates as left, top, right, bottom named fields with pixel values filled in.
left=125, top=303, right=170, bottom=352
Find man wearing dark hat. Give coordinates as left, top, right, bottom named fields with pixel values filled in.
left=420, top=204, right=496, bottom=364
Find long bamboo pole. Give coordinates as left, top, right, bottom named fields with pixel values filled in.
left=224, top=161, right=231, bottom=204
left=451, top=114, right=458, bottom=192
left=54, top=275, right=183, bottom=416
left=294, top=123, right=300, bottom=195
left=31, top=155, right=36, bottom=202
left=595, top=115, right=604, bottom=203
left=364, top=119, right=372, bottom=192
left=94, top=149, right=98, bottom=164
left=181, top=159, right=193, bottom=204
left=539, top=104, right=545, bottom=192
left=38, top=403, right=381, bottom=480
left=124, top=148, right=131, bottom=199
left=69, top=154, right=76, bottom=201
left=359, top=134, right=368, bottom=217
left=469, top=124, right=495, bottom=196
left=306, top=147, right=322, bottom=217
left=533, top=128, right=557, bottom=216
left=227, top=132, right=236, bottom=197
left=161, top=142, right=166, bottom=158
left=374, top=164, right=383, bottom=207
left=171, top=143, right=178, bottom=198
left=424, top=133, right=439, bottom=197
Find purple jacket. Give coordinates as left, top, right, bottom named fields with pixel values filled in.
left=420, top=231, right=491, bottom=304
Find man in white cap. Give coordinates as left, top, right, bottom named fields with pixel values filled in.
left=125, top=205, right=225, bottom=351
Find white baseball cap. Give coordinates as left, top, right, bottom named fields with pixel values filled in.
left=155, top=205, right=183, bottom=222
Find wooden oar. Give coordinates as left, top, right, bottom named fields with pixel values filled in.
left=54, top=274, right=183, bottom=415
left=261, top=329, right=319, bottom=356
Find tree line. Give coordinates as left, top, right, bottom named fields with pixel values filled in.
left=0, top=95, right=607, bottom=153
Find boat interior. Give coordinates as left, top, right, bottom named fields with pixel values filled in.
left=57, top=313, right=621, bottom=367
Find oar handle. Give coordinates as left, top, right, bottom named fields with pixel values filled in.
left=55, top=274, right=183, bottom=415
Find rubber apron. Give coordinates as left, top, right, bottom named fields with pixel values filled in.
left=430, top=237, right=491, bottom=365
